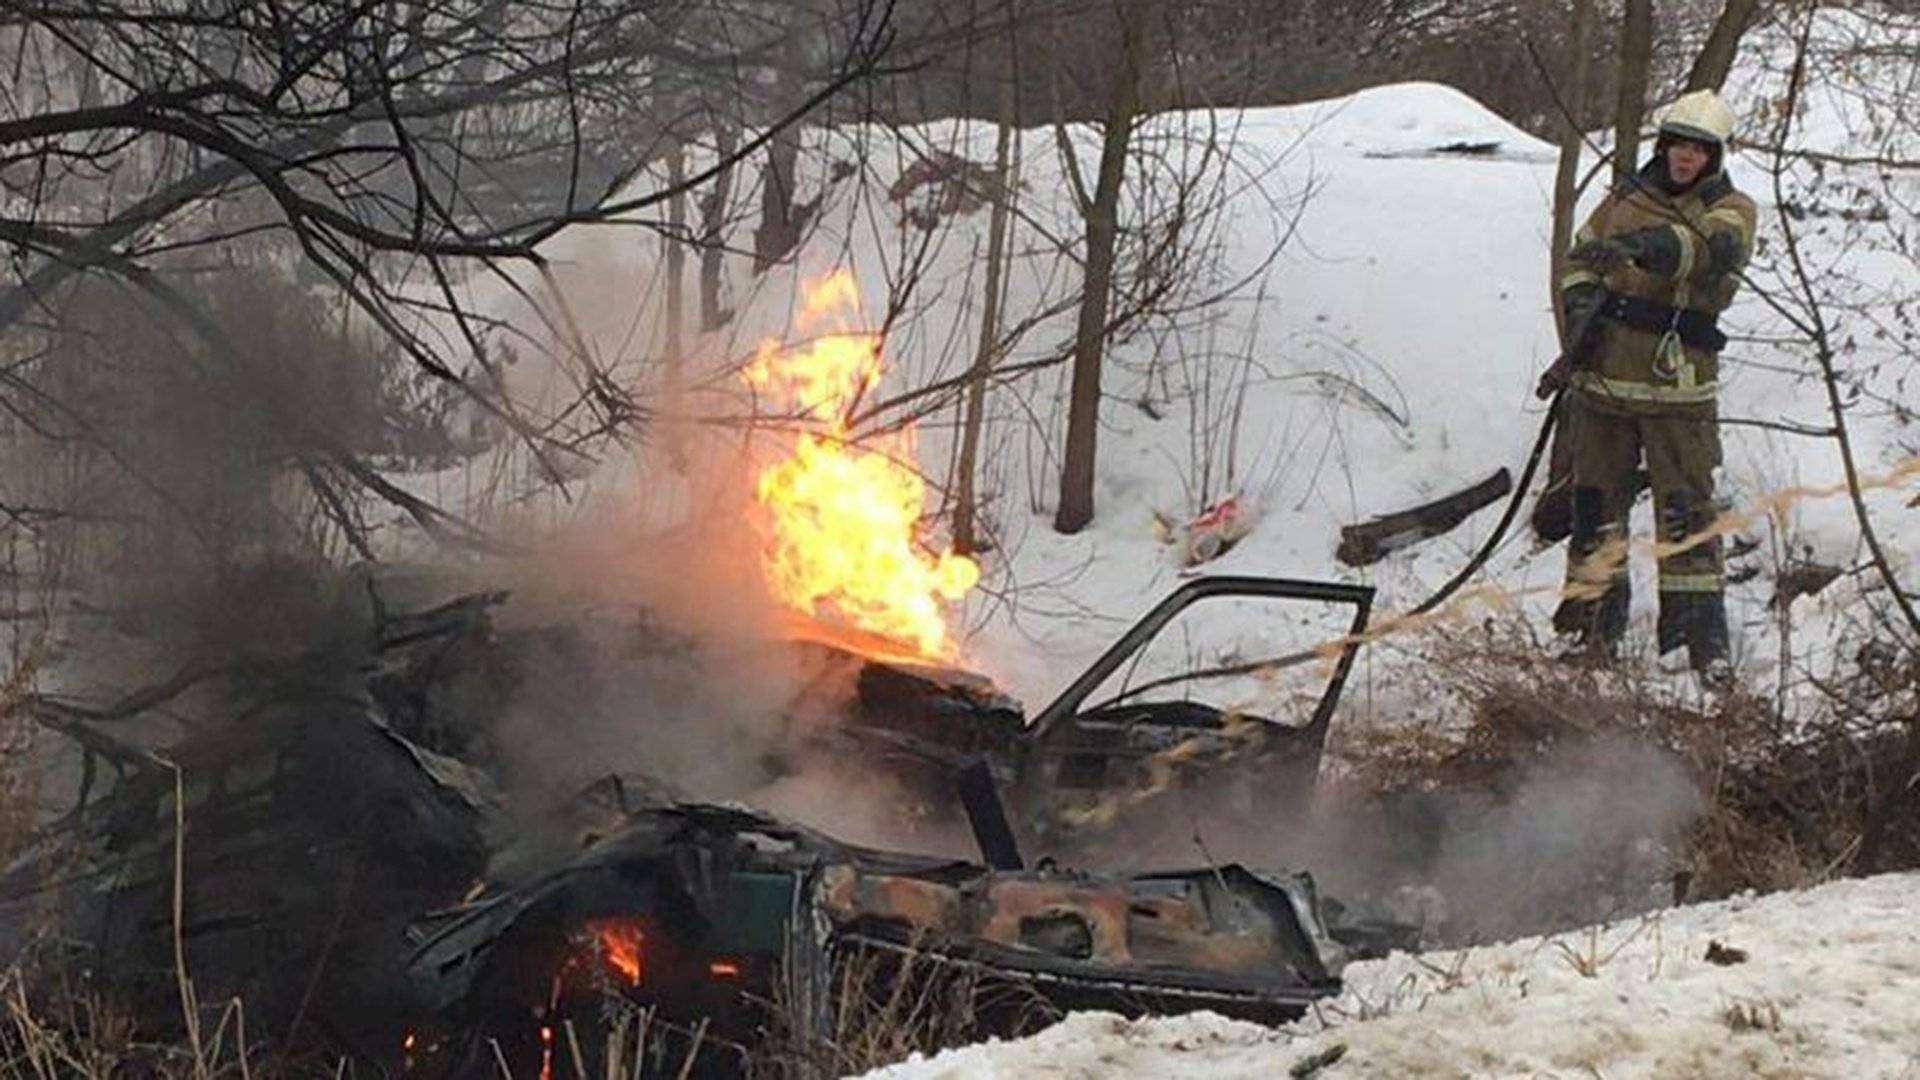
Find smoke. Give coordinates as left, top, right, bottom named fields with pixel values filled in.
left=1373, top=736, right=1702, bottom=942
left=481, top=608, right=814, bottom=805
left=1055, top=733, right=1703, bottom=946
left=751, top=763, right=981, bottom=860
left=464, top=420, right=973, bottom=853
left=6, top=267, right=427, bottom=722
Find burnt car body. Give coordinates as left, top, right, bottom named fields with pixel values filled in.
left=365, top=572, right=1373, bottom=838
left=5, top=573, right=1384, bottom=1073
left=404, top=797, right=1349, bottom=1076
left=804, top=576, right=1374, bottom=838
left=390, top=574, right=1382, bottom=1073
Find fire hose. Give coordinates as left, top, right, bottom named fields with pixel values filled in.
left=1401, top=289, right=1604, bottom=617
left=1403, top=389, right=1563, bottom=618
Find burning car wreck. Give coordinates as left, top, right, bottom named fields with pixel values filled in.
left=403, top=794, right=1351, bottom=1076
left=786, top=574, right=1375, bottom=847
left=1, top=570, right=1399, bottom=1075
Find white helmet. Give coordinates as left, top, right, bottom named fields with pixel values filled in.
left=1658, top=89, right=1736, bottom=147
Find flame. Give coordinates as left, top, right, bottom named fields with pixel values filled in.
left=589, top=919, right=643, bottom=986
left=745, top=270, right=980, bottom=659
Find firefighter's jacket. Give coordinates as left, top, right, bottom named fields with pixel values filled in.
left=1561, top=162, right=1757, bottom=418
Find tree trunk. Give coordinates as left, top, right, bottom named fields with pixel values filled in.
left=1054, top=0, right=1146, bottom=535
left=1686, top=0, right=1763, bottom=92
left=661, top=143, right=689, bottom=469
left=1550, top=0, right=1595, bottom=344
left=954, top=26, right=1020, bottom=556
left=754, top=128, right=802, bottom=275
left=700, top=123, right=737, bottom=331
left=754, top=36, right=807, bottom=276
left=664, top=143, right=687, bottom=385
left=1533, top=0, right=1596, bottom=546
left=1612, top=0, right=1654, bottom=186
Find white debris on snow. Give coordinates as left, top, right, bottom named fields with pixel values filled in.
left=858, top=871, right=1920, bottom=1079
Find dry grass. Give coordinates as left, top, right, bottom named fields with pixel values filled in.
left=0, top=963, right=257, bottom=1079
left=1549, top=917, right=1658, bottom=979
left=0, top=643, right=262, bottom=1079
left=1721, top=998, right=1784, bottom=1034
left=492, top=938, right=1057, bottom=1080
left=0, top=640, right=45, bottom=869
left=754, top=937, right=1057, bottom=1079
left=1333, top=616, right=1920, bottom=906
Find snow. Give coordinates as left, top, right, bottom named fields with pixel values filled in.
left=841, top=79, right=1577, bottom=714
left=859, top=870, right=1920, bottom=1079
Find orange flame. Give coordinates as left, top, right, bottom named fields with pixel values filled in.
left=745, top=270, right=979, bottom=659
left=589, top=919, right=643, bottom=985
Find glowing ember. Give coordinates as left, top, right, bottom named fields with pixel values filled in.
left=589, top=919, right=643, bottom=985
left=709, top=959, right=742, bottom=978
left=745, top=270, right=980, bottom=659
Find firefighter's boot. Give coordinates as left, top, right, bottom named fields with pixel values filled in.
left=1554, top=485, right=1629, bottom=661
left=1555, top=583, right=1629, bottom=662
left=1659, top=592, right=1731, bottom=686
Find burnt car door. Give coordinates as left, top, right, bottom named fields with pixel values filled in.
left=1015, top=576, right=1372, bottom=832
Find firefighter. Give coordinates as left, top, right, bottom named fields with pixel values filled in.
left=1535, top=89, right=1757, bottom=682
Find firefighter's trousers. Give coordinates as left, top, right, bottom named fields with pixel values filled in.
left=1555, top=392, right=1724, bottom=651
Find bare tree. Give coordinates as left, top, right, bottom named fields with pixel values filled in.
left=1054, top=0, right=1149, bottom=534
left=1612, top=0, right=1656, bottom=185
left=1685, top=0, right=1765, bottom=91
left=0, top=0, right=895, bottom=554
left=1753, top=8, right=1920, bottom=646
left=1550, top=0, right=1599, bottom=339
left=953, top=3, right=1022, bottom=555
left=701, top=122, right=742, bottom=330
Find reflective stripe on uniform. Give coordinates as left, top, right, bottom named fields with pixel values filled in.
left=1562, top=269, right=1604, bottom=290
left=1704, top=205, right=1753, bottom=246
left=1668, top=223, right=1697, bottom=282
left=1658, top=572, right=1723, bottom=594
left=1571, top=370, right=1718, bottom=404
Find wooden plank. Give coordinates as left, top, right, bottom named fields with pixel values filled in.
left=1336, top=469, right=1513, bottom=567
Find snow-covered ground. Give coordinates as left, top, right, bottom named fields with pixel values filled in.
left=480, top=8, right=1917, bottom=737
left=860, top=870, right=1920, bottom=1079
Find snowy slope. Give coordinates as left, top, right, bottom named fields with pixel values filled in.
left=492, top=14, right=1906, bottom=716
left=505, top=79, right=1576, bottom=707
left=859, top=870, right=1920, bottom=1079
left=499, top=41, right=1915, bottom=721
left=447, top=6, right=1917, bottom=778
left=391, top=12, right=1920, bottom=845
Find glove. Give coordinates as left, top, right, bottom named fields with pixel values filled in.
left=1571, top=227, right=1682, bottom=277
left=1561, top=280, right=1606, bottom=332
left=1616, top=227, right=1683, bottom=275
left=1568, top=235, right=1633, bottom=271
left=1537, top=281, right=1609, bottom=401
left=1536, top=354, right=1572, bottom=400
